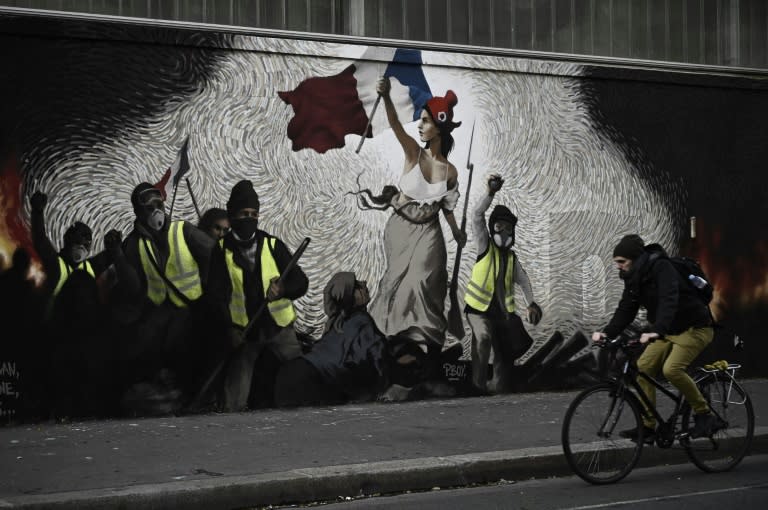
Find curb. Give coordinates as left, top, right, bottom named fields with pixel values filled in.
left=3, top=432, right=767, bottom=510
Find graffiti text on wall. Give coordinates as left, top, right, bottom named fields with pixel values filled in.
left=0, top=361, right=21, bottom=419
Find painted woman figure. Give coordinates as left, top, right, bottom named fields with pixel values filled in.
left=366, top=76, right=466, bottom=362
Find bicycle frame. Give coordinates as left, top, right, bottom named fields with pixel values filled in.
left=611, top=349, right=687, bottom=443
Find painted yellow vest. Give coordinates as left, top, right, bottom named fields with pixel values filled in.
left=464, top=244, right=516, bottom=313
left=224, top=236, right=296, bottom=328
left=138, top=220, right=202, bottom=307
left=53, top=257, right=95, bottom=297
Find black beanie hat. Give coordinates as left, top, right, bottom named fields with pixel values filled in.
left=613, top=234, right=645, bottom=260
left=488, top=205, right=518, bottom=231
left=227, top=180, right=260, bottom=215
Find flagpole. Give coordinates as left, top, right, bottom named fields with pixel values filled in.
left=355, top=94, right=381, bottom=154
left=168, top=181, right=179, bottom=220
left=447, top=120, right=476, bottom=340
left=186, top=177, right=202, bottom=221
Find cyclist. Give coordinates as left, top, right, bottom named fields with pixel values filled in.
left=592, top=234, right=719, bottom=441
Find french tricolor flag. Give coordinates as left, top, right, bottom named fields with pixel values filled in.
left=154, top=136, right=190, bottom=200
left=278, top=48, right=432, bottom=154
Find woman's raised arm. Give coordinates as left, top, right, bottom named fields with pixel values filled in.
left=377, top=77, right=420, bottom=164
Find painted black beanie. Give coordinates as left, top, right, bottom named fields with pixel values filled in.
left=130, top=182, right=162, bottom=210
left=227, top=180, right=260, bottom=215
left=63, top=221, right=92, bottom=246
left=488, top=205, right=518, bottom=231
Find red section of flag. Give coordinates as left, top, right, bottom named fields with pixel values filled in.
left=155, top=167, right=172, bottom=200
left=278, top=65, right=372, bottom=154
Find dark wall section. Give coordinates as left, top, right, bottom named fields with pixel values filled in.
left=0, top=15, right=233, bottom=422
left=579, top=72, right=768, bottom=376
left=0, top=16, right=231, bottom=169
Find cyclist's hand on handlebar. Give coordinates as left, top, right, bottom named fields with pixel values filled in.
left=639, top=332, right=659, bottom=344
left=592, top=332, right=607, bottom=345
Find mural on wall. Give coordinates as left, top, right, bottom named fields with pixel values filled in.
left=0, top=15, right=765, bottom=421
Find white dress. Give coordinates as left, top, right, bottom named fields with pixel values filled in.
left=369, top=150, right=459, bottom=351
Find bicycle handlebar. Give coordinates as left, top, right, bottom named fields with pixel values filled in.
left=595, top=335, right=645, bottom=349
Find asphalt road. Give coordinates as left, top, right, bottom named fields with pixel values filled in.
left=304, top=453, right=768, bottom=510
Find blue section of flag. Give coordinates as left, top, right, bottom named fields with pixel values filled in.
left=384, top=49, right=432, bottom=122
left=173, top=137, right=191, bottom=186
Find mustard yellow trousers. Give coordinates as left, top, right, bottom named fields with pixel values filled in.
left=636, top=326, right=714, bottom=428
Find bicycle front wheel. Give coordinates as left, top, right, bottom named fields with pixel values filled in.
left=683, top=375, right=754, bottom=473
left=562, top=383, right=645, bottom=484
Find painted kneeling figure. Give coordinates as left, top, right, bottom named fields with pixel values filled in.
left=274, top=272, right=389, bottom=407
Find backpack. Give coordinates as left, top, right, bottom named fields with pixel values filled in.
left=669, top=256, right=714, bottom=305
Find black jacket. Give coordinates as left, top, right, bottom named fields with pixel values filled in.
left=604, top=246, right=712, bottom=338
left=207, top=230, right=308, bottom=339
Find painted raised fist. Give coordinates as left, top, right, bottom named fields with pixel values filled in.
left=488, top=174, right=504, bottom=194
left=30, top=191, right=47, bottom=212
left=104, top=229, right=123, bottom=254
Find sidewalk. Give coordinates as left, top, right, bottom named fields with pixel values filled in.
left=1, top=379, right=766, bottom=510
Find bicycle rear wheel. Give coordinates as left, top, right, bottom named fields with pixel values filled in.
left=562, top=383, right=644, bottom=484
left=683, top=374, right=754, bottom=472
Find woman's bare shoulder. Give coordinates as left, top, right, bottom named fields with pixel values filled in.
left=446, top=162, right=459, bottom=186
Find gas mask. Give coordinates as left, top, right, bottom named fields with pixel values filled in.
left=69, top=244, right=89, bottom=264
left=493, top=233, right=514, bottom=249
left=63, top=222, right=93, bottom=265
left=135, top=188, right=166, bottom=231
left=231, top=217, right=258, bottom=242
left=492, top=220, right=515, bottom=249
left=146, top=209, right=165, bottom=231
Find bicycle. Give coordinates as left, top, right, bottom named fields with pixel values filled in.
left=561, top=336, right=754, bottom=484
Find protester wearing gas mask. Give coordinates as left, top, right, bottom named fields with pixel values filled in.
left=117, top=182, right=215, bottom=304
left=206, top=179, right=309, bottom=411
left=113, top=182, right=216, bottom=413
left=29, top=191, right=110, bottom=305
left=464, top=174, right=543, bottom=394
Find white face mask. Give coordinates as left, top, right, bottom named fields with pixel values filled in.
left=70, top=244, right=88, bottom=264
left=493, top=233, right=513, bottom=248
left=147, top=209, right=165, bottom=231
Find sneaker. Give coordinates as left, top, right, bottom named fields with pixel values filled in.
left=690, top=412, right=717, bottom=438
left=619, top=426, right=656, bottom=444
